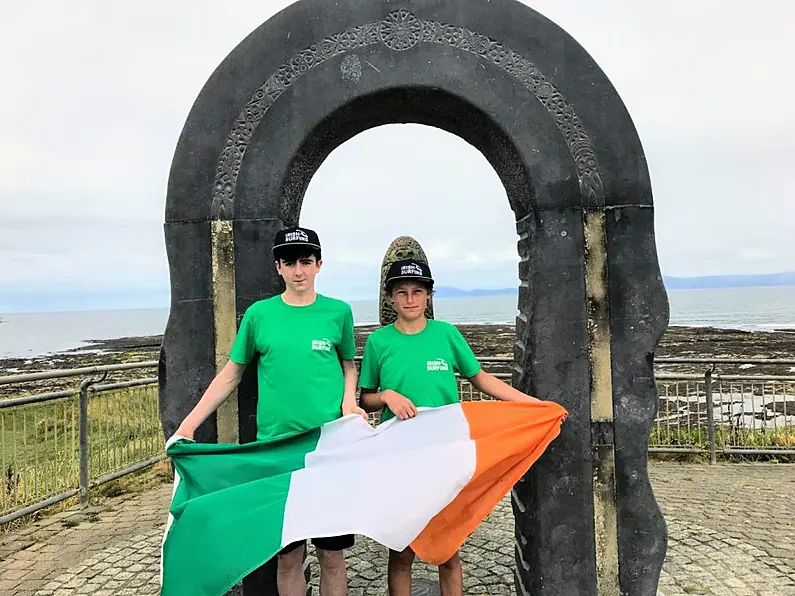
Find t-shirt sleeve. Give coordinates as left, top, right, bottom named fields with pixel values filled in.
left=358, top=337, right=380, bottom=390
left=229, top=309, right=256, bottom=365
left=338, top=304, right=356, bottom=361
left=449, top=326, right=481, bottom=378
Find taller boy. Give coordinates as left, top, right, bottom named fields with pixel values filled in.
left=175, top=226, right=364, bottom=596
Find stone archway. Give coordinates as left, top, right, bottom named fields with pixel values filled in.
left=160, top=1, right=669, bottom=594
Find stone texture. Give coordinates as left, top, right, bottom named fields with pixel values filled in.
left=231, top=219, right=285, bottom=308
left=607, top=206, right=670, bottom=595
left=157, top=298, right=217, bottom=444
left=162, top=222, right=213, bottom=302
left=161, top=1, right=668, bottom=594
left=512, top=208, right=596, bottom=596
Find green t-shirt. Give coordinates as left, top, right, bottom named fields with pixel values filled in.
left=359, top=320, right=481, bottom=421
left=229, top=294, right=356, bottom=441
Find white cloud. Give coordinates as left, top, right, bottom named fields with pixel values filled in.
left=1, top=0, right=793, bottom=311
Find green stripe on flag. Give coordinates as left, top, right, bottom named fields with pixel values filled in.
left=162, top=427, right=322, bottom=596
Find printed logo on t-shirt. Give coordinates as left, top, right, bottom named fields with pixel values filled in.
left=286, top=230, right=309, bottom=242
left=312, top=338, right=332, bottom=352
left=426, top=358, right=449, bottom=372
left=401, top=263, right=424, bottom=276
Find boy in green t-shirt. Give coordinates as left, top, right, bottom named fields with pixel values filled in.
left=175, top=226, right=365, bottom=596
left=359, top=258, right=544, bottom=596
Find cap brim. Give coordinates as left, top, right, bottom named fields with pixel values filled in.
left=385, top=275, right=434, bottom=285
left=272, top=242, right=322, bottom=252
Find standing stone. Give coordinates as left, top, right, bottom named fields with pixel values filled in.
left=160, top=1, right=669, bottom=594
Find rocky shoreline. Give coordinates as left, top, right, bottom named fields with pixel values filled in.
left=2, top=324, right=795, bottom=400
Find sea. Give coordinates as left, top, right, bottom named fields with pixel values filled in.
left=1, top=286, right=795, bottom=359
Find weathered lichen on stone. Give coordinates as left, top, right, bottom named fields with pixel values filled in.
left=378, top=236, right=435, bottom=327
left=339, top=54, right=362, bottom=83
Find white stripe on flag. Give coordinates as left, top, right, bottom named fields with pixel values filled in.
left=281, top=404, right=477, bottom=551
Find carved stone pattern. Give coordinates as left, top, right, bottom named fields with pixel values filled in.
left=211, top=10, right=604, bottom=219
left=379, top=236, right=434, bottom=327
left=379, top=9, right=423, bottom=51
left=211, top=22, right=382, bottom=218
left=511, top=219, right=536, bottom=596
left=420, top=20, right=604, bottom=203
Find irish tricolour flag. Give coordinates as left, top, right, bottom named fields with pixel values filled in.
left=160, top=400, right=567, bottom=596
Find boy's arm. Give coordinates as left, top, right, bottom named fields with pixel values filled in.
left=357, top=335, right=381, bottom=414
left=359, top=388, right=383, bottom=413
left=341, top=360, right=367, bottom=419
left=175, top=360, right=246, bottom=439
left=450, top=325, right=540, bottom=404
left=360, top=388, right=417, bottom=420
left=467, top=370, right=542, bottom=403
left=338, top=304, right=366, bottom=419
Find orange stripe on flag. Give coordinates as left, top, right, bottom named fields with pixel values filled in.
left=410, top=400, right=567, bottom=565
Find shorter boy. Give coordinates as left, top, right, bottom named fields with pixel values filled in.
left=359, top=258, right=543, bottom=596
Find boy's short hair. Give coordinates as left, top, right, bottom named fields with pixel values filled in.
left=274, top=245, right=322, bottom=264
left=387, top=279, right=434, bottom=295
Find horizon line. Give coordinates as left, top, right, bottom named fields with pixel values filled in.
left=3, top=280, right=795, bottom=317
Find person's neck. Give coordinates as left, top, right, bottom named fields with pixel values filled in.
left=394, top=316, right=428, bottom=335
left=281, top=288, right=317, bottom=307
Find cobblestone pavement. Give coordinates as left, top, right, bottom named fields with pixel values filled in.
left=1, top=463, right=793, bottom=595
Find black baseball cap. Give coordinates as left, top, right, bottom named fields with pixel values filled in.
left=385, top=259, right=434, bottom=289
left=272, top=227, right=321, bottom=253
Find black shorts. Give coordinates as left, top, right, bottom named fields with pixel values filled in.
left=279, top=535, right=355, bottom=555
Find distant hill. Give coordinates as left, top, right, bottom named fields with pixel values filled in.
left=434, top=286, right=517, bottom=298
left=663, top=272, right=795, bottom=290
left=434, top=272, right=795, bottom=297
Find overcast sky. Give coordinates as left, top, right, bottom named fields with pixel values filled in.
left=1, top=0, right=793, bottom=312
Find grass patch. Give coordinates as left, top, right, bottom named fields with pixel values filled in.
left=650, top=425, right=795, bottom=462
left=1, top=384, right=164, bottom=516
left=650, top=425, right=795, bottom=449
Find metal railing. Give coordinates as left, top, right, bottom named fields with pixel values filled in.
left=473, top=357, right=795, bottom=458
left=652, top=371, right=795, bottom=459
left=2, top=356, right=794, bottom=523
left=0, top=361, right=163, bottom=524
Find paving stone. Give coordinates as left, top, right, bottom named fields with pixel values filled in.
left=3, top=568, right=32, bottom=581
left=0, top=463, right=792, bottom=595
left=0, top=579, right=22, bottom=591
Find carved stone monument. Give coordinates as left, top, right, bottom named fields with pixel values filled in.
left=160, top=1, right=669, bottom=594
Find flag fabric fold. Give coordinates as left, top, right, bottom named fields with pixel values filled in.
left=160, top=400, right=567, bottom=596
